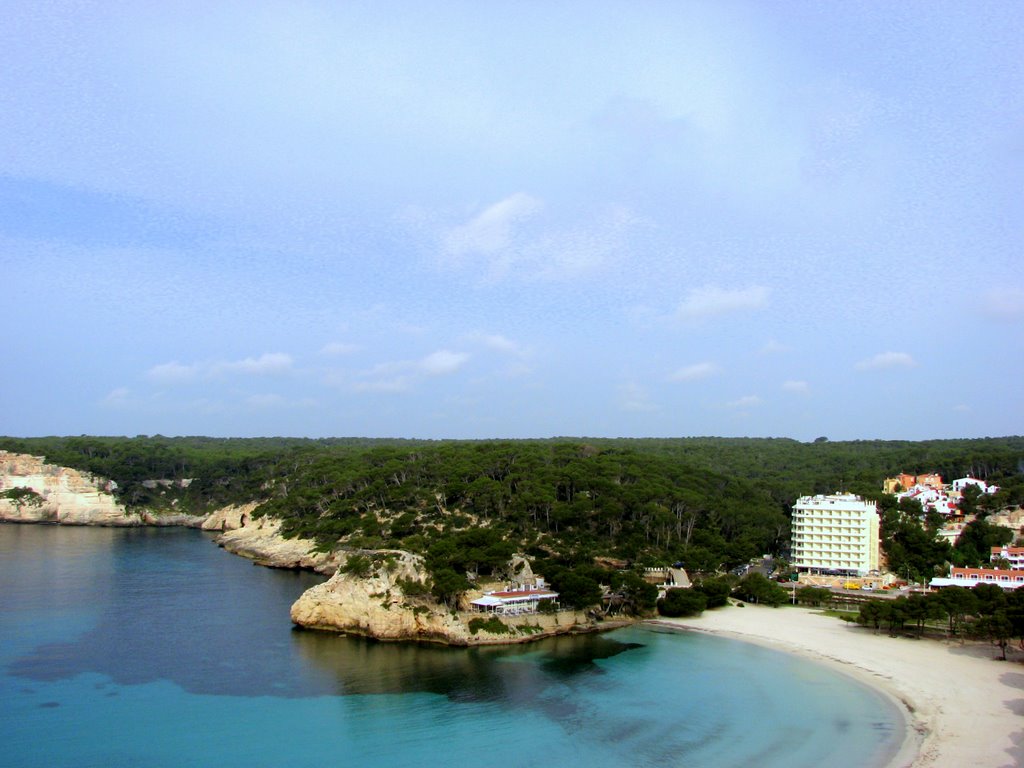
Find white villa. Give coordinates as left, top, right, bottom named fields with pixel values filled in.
left=470, top=578, right=559, bottom=615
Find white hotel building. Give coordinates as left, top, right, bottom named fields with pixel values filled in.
left=790, top=493, right=880, bottom=576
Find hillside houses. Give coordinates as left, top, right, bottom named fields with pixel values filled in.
left=883, top=473, right=999, bottom=517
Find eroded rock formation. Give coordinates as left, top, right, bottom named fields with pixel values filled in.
left=290, top=551, right=597, bottom=645
left=0, top=451, right=140, bottom=525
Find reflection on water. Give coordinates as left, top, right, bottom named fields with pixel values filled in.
left=4, top=523, right=643, bottom=704
left=0, top=524, right=903, bottom=768
left=291, top=626, right=644, bottom=701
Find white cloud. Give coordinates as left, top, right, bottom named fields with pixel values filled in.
left=101, top=386, right=135, bottom=408
left=146, top=353, right=294, bottom=383
left=669, top=361, right=720, bottom=382
left=350, top=349, right=469, bottom=393
left=621, top=381, right=658, bottom=412
left=466, top=332, right=529, bottom=357
left=855, top=351, right=916, bottom=371
left=437, top=194, right=640, bottom=282
left=726, top=395, right=763, bottom=409
left=217, top=352, right=293, bottom=376
left=759, top=339, right=791, bottom=356
left=444, top=193, right=542, bottom=257
left=320, top=341, right=361, bottom=356
left=674, top=286, right=769, bottom=321
left=147, top=361, right=200, bottom=382
left=419, top=350, right=469, bottom=376
left=245, top=393, right=316, bottom=409
left=351, top=377, right=413, bottom=394
left=782, top=380, right=810, bottom=394
left=980, top=287, right=1024, bottom=320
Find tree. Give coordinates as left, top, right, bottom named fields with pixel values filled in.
left=657, top=588, right=707, bottom=617
left=934, top=586, right=978, bottom=638
left=1006, top=587, right=1024, bottom=650
left=953, top=520, right=1012, bottom=567
left=609, top=571, right=659, bottom=615
left=734, top=573, right=787, bottom=607
left=796, top=586, right=832, bottom=607
left=903, top=593, right=942, bottom=637
left=548, top=570, right=603, bottom=610
left=430, top=567, right=471, bottom=610
left=693, top=576, right=734, bottom=608
left=857, top=600, right=886, bottom=634
left=973, top=611, right=1014, bottom=661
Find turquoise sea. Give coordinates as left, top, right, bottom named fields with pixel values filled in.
left=0, top=524, right=904, bottom=768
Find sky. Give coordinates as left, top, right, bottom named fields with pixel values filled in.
left=1, top=1, right=1022, bottom=441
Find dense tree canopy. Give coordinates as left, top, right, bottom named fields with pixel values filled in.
left=3, top=434, right=1021, bottom=605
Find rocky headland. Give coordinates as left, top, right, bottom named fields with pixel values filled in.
left=0, top=450, right=146, bottom=525
left=0, top=450, right=607, bottom=645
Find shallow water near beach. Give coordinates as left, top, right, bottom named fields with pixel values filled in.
left=0, top=524, right=903, bottom=768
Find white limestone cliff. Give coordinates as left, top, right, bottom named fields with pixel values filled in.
left=215, top=514, right=341, bottom=574
left=0, top=450, right=141, bottom=525
left=290, top=551, right=597, bottom=645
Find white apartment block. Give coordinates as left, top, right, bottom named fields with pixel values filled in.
left=790, top=493, right=880, bottom=576
left=991, top=546, right=1024, bottom=570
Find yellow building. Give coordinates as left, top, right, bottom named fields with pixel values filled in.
left=791, top=493, right=880, bottom=576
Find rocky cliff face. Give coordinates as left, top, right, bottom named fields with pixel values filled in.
left=0, top=451, right=141, bottom=525
left=215, top=513, right=341, bottom=574
left=290, top=552, right=597, bottom=645
left=0, top=450, right=603, bottom=645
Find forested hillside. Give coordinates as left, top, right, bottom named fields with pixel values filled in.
left=2, top=435, right=1022, bottom=598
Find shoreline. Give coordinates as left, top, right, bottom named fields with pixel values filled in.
left=649, top=604, right=1023, bottom=768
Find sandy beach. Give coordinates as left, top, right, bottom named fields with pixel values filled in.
left=651, top=605, right=1024, bottom=768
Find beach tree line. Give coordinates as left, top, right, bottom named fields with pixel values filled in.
left=854, top=585, right=1024, bottom=661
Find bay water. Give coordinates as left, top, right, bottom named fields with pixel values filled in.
left=0, top=524, right=903, bottom=767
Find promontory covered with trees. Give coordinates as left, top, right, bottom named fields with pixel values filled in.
left=1, top=435, right=1022, bottom=643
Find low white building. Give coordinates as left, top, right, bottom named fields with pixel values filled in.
left=930, top=567, right=1024, bottom=591
left=470, top=578, right=559, bottom=615
left=790, top=493, right=880, bottom=576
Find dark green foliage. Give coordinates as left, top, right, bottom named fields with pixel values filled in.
left=934, top=586, right=978, bottom=636
left=468, top=616, right=511, bottom=635
left=429, top=568, right=471, bottom=608
left=796, top=586, right=832, bottom=607
left=877, top=499, right=954, bottom=583
left=734, top=573, right=788, bottom=607
left=537, top=598, right=558, bottom=615
left=608, top=570, right=659, bottom=615
left=396, top=577, right=431, bottom=598
left=3, top=434, right=1022, bottom=612
left=953, top=519, right=1013, bottom=567
left=693, top=576, right=734, bottom=608
left=858, top=584, right=1024, bottom=657
left=0, top=487, right=43, bottom=507
left=545, top=568, right=604, bottom=610
left=340, top=554, right=372, bottom=578
left=657, top=588, right=707, bottom=617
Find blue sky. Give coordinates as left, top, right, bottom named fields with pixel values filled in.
left=2, top=1, right=1021, bottom=440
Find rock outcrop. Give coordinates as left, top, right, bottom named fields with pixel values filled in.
left=0, top=451, right=141, bottom=525
left=1, top=450, right=608, bottom=646
left=216, top=515, right=341, bottom=574
left=290, top=551, right=598, bottom=645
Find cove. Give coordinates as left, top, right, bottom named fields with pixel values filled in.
left=0, top=524, right=904, bottom=768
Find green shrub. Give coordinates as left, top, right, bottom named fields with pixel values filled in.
left=340, top=554, right=373, bottom=578
left=657, top=588, right=707, bottom=617
left=468, top=616, right=512, bottom=635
